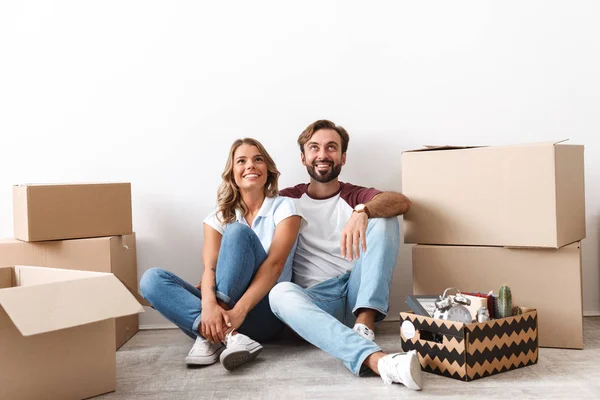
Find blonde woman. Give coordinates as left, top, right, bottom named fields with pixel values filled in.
left=140, top=138, right=302, bottom=370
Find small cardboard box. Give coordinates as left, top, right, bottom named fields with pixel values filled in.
left=0, top=234, right=140, bottom=349
left=13, top=183, right=133, bottom=242
left=400, top=310, right=538, bottom=381
left=0, top=265, right=143, bottom=400
left=402, top=141, right=585, bottom=248
left=412, top=243, right=583, bottom=349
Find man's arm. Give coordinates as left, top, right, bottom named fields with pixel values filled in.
left=365, top=192, right=411, bottom=218
left=340, top=191, right=410, bottom=261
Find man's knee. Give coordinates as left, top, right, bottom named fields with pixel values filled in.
left=269, top=282, right=300, bottom=315
left=367, top=217, right=400, bottom=240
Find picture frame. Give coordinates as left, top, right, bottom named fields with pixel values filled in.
left=406, top=295, right=440, bottom=318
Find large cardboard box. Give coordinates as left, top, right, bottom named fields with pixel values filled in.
left=0, top=265, right=143, bottom=400
left=0, top=234, right=139, bottom=349
left=412, top=243, right=583, bottom=349
left=13, top=183, right=133, bottom=242
left=402, top=142, right=585, bottom=248
left=400, top=310, right=538, bottom=381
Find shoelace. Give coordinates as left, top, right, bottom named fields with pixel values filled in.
left=225, top=331, right=239, bottom=346
left=379, top=354, right=405, bottom=385
left=192, top=338, right=213, bottom=353
left=379, top=356, right=394, bottom=385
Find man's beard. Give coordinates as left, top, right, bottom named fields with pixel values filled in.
left=306, top=160, right=342, bottom=183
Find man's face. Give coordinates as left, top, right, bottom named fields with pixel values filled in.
left=301, top=129, right=346, bottom=183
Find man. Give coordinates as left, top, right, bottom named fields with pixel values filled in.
left=269, top=120, right=422, bottom=390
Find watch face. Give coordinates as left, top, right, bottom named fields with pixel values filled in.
left=447, top=306, right=472, bottom=324
left=355, top=204, right=365, bottom=212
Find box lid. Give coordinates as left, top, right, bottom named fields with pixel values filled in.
left=403, top=139, right=569, bottom=153
left=0, top=266, right=144, bottom=336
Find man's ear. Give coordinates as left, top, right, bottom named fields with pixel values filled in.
left=301, top=152, right=306, bottom=166
left=342, top=152, right=346, bottom=166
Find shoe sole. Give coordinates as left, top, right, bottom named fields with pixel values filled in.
left=185, top=345, right=225, bottom=366
left=403, top=351, right=424, bottom=391
left=220, top=343, right=263, bottom=371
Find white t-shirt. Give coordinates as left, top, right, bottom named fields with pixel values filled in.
left=280, top=182, right=381, bottom=288
left=203, top=195, right=301, bottom=283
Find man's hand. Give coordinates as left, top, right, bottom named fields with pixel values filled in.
left=223, top=306, right=248, bottom=335
left=200, top=302, right=229, bottom=343
left=340, top=211, right=368, bottom=261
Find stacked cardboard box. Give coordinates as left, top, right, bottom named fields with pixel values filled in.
left=399, top=141, right=586, bottom=376
left=0, top=183, right=144, bottom=399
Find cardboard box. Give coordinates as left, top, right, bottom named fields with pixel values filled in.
left=13, top=183, right=133, bottom=242
left=0, top=265, right=143, bottom=400
left=0, top=234, right=139, bottom=349
left=412, top=243, right=583, bottom=349
left=400, top=310, right=538, bottom=381
left=402, top=141, right=585, bottom=248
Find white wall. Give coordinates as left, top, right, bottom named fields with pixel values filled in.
left=1, top=1, right=599, bottom=328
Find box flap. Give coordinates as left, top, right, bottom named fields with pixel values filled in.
left=0, top=266, right=14, bottom=288
left=403, top=145, right=483, bottom=153
left=403, top=140, right=570, bottom=154
left=0, top=268, right=144, bottom=336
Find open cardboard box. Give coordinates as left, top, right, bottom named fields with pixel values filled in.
left=0, top=265, right=144, bottom=400
left=0, top=234, right=141, bottom=349
left=400, top=309, right=538, bottom=381
left=401, top=141, right=585, bottom=248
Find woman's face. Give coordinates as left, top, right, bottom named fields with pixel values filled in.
left=232, top=144, right=268, bottom=192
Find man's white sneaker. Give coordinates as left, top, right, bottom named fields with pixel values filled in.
left=377, top=350, right=423, bottom=390
left=353, top=323, right=375, bottom=341
left=219, top=332, right=263, bottom=371
left=185, top=336, right=225, bottom=366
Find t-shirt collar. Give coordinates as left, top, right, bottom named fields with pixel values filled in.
left=234, top=195, right=275, bottom=222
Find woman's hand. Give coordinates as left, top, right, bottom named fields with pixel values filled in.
left=223, top=306, right=248, bottom=335
left=201, top=302, right=229, bottom=343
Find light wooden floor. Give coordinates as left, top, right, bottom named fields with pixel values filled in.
left=99, top=317, right=600, bottom=399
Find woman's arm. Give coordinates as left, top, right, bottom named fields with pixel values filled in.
left=200, top=224, right=221, bottom=303
left=200, top=224, right=229, bottom=342
left=225, top=215, right=302, bottom=331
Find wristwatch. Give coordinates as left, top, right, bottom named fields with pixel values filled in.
left=353, top=203, right=370, bottom=218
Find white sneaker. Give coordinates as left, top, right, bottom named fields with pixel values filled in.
left=219, top=332, right=263, bottom=371
left=185, top=336, right=225, bottom=366
left=353, top=323, right=375, bottom=341
left=378, top=350, right=423, bottom=390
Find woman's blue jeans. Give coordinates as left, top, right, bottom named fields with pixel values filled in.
left=140, top=223, right=284, bottom=342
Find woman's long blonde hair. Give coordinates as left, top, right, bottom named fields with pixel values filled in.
left=217, top=138, right=280, bottom=224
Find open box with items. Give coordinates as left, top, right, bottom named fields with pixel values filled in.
left=399, top=308, right=538, bottom=381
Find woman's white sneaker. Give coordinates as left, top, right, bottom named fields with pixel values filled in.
left=185, top=336, right=225, bottom=366
left=377, top=350, right=423, bottom=390
left=219, top=332, right=263, bottom=371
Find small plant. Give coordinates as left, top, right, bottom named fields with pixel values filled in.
left=512, top=305, right=522, bottom=316
left=498, top=285, right=512, bottom=319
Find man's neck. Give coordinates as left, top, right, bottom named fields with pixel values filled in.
left=306, top=179, right=341, bottom=199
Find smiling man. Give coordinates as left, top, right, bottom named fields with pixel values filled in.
left=269, top=120, right=422, bottom=390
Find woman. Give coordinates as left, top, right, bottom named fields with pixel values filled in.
left=140, top=138, right=302, bottom=370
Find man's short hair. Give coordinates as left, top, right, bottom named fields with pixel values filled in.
left=297, top=120, right=350, bottom=154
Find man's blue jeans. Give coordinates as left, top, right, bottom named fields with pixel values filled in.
left=140, top=223, right=285, bottom=342
left=269, top=217, right=400, bottom=375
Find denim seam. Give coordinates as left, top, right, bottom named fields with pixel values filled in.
left=192, top=314, right=202, bottom=338
left=216, top=290, right=234, bottom=307
left=307, top=293, right=346, bottom=303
